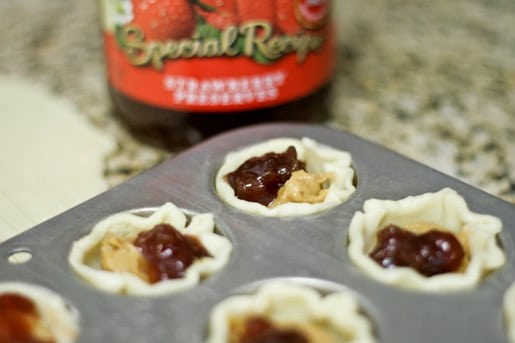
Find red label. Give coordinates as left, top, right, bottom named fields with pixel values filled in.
left=102, top=0, right=334, bottom=112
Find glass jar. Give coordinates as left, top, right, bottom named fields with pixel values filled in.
left=100, top=0, right=335, bottom=150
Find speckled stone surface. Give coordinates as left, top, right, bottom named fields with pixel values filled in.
left=0, top=0, right=513, bottom=203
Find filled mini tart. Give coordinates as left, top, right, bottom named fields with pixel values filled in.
left=347, top=188, right=505, bottom=291
left=206, top=281, right=376, bottom=343
left=216, top=137, right=355, bottom=217
left=68, top=202, right=232, bottom=295
left=0, top=282, right=79, bottom=343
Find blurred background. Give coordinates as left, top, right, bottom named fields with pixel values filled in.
left=0, top=0, right=513, bottom=237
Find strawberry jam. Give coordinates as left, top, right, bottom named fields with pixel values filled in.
left=239, top=316, right=308, bottom=343
left=226, top=146, right=305, bottom=206
left=133, top=223, right=211, bottom=283
left=369, top=224, right=465, bottom=277
left=0, top=293, right=54, bottom=343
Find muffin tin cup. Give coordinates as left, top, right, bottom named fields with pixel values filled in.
left=1, top=123, right=514, bottom=342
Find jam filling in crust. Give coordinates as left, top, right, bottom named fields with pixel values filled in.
left=369, top=224, right=466, bottom=276
left=226, top=146, right=333, bottom=207
left=233, top=316, right=308, bottom=343
left=0, top=293, right=54, bottom=343
left=101, top=223, right=211, bottom=283
left=226, top=146, right=306, bottom=206
left=229, top=315, right=339, bottom=343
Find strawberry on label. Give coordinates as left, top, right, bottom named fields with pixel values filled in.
left=275, top=0, right=301, bottom=34
left=235, top=0, right=275, bottom=24
left=195, top=0, right=239, bottom=30
left=132, top=0, right=196, bottom=40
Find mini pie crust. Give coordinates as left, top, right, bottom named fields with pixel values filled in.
left=504, top=281, right=515, bottom=342
left=206, top=281, right=376, bottom=343
left=68, top=203, right=232, bottom=296
left=215, top=137, right=356, bottom=217
left=347, top=188, right=505, bottom=292
left=0, top=282, right=80, bottom=343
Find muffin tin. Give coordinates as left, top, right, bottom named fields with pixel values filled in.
left=1, top=123, right=514, bottom=342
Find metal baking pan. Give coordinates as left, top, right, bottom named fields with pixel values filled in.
left=1, top=123, right=514, bottom=342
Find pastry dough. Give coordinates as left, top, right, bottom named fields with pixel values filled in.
left=504, top=281, right=515, bottom=343
left=0, top=76, right=114, bottom=242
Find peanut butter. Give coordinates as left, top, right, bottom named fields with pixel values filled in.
left=100, top=233, right=151, bottom=283
left=271, top=170, right=333, bottom=207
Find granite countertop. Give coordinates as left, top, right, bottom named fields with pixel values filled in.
left=0, top=0, right=514, bottom=203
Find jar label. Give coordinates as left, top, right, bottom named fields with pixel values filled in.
left=101, top=0, right=334, bottom=112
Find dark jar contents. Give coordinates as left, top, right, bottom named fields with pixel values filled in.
left=110, top=84, right=332, bottom=151
left=133, top=223, right=211, bottom=283
left=369, top=224, right=465, bottom=277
